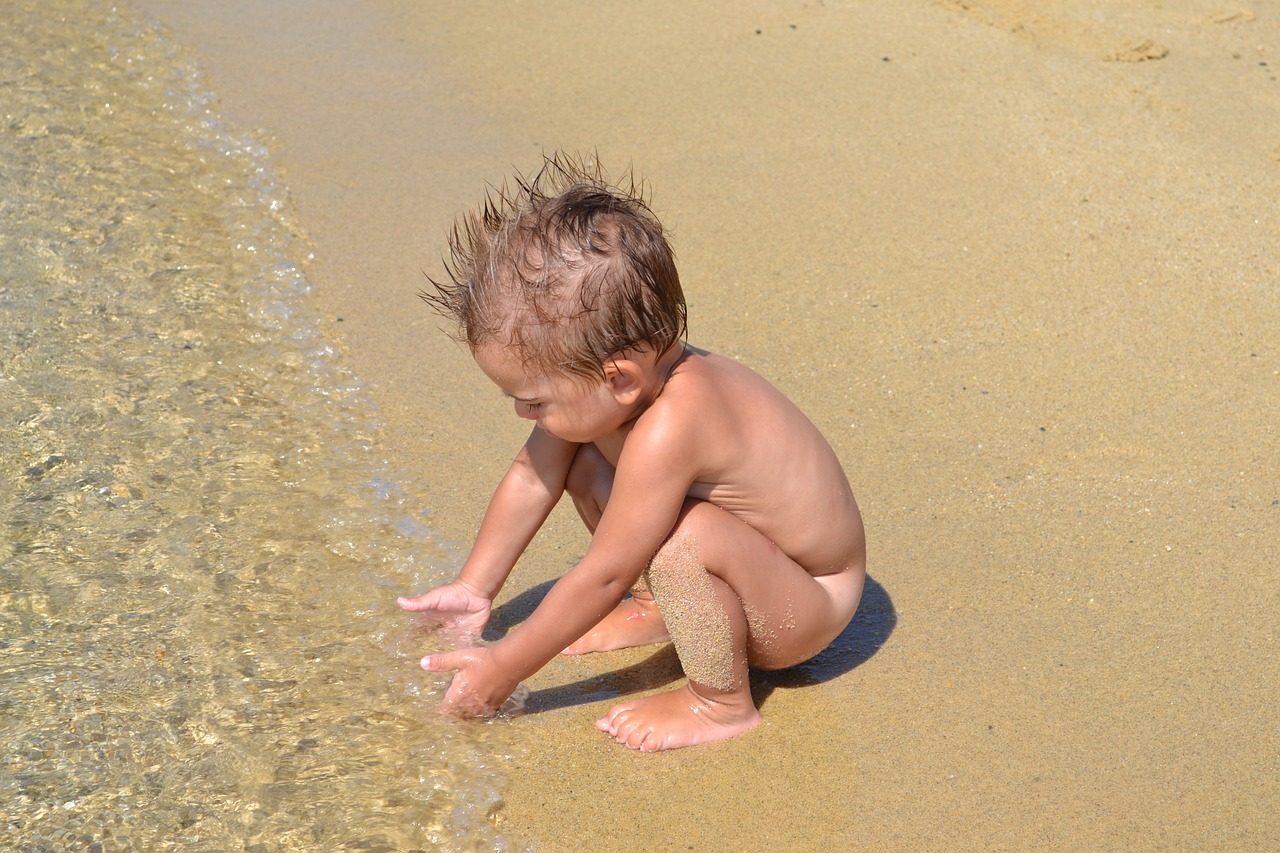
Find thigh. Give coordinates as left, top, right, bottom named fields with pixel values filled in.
left=672, top=499, right=864, bottom=670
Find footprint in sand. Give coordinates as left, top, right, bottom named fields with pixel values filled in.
left=1104, top=38, right=1169, bottom=63
left=1208, top=11, right=1255, bottom=25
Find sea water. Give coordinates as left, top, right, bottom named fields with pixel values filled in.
left=0, top=2, right=519, bottom=849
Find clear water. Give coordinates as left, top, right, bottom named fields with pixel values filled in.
left=0, top=2, right=519, bottom=849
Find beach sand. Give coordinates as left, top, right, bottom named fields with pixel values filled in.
left=137, top=1, right=1279, bottom=848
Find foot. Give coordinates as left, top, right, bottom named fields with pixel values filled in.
left=595, top=683, right=761, bottom=752
left=562, top=595, right=670, bottom=654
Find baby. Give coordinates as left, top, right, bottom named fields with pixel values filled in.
left=399, top=155, right=866, bottom=752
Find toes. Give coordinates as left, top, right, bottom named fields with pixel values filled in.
left=620, top=727, right=645, bottom=750
left=596, top=703, right=629, bottom=736
left=595, top=701, right=668, bottom=750
left=631, top=729, right=658, bottom=752
left=615, top=716, right=653, bottom=750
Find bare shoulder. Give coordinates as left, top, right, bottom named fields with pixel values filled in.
left=659, top=347, right=800, bottom=424
left=638, top=345, right=805, bottom=464
left=675, top=346, right=758, bottom=382
left=628, top=345, right=862, bottom=574
left=639, top=348, right=741, bottom=431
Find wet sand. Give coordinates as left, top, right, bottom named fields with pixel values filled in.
left=137, top=1, right=1279, bottom=848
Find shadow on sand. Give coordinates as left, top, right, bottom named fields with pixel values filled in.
left=486, top=574, right=896, bottom=715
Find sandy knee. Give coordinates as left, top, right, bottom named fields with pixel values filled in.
left=646, top=530, right=738, bottom=691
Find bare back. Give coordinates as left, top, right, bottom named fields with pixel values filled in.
left=592, top=346, right=864, bottom=579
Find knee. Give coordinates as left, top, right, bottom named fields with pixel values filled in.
left=647, top=504, right=713, bottom=583
left=645, top=528, right=707, bottom=599
left=662, top=499, right=718, bottom=554
left=650, top=525, right=697, bottom=566
left=565, top=444, right=614, bottom=528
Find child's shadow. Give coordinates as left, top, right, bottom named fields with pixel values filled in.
left=486, top=575, right=896, bottom=714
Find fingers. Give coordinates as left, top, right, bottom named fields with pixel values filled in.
left=441, top=683, right=495, bottom=720
left=397, top=594, right=437, bottom=612
left=420, top=649, right=465, bottom=672
left=421, top=652, right=481, bottom=717
left=422, top=651, right=502, bottom=719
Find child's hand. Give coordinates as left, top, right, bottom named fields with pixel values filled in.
left=420, top=646, right=519, bottom=718
left=397, top=580, right=492, bottom=645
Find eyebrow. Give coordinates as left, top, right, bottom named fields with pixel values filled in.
left=500, top=389, right=539, bottom=403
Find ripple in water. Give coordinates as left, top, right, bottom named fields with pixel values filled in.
left=0, top=2, right=521, bottom=850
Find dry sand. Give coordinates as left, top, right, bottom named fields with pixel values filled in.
left=137, top=0, right=1279, bottom=848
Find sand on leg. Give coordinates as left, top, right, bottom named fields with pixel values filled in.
left=596, top=498, right=864, bottom=752
left=561, top=443, right=670, bottom=654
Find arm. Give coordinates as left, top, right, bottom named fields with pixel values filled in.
left=424, top=408, right=703, bottom=713
left=398, top=426, right=578, bottom=637
left=454, top=425, right=578, bottom=598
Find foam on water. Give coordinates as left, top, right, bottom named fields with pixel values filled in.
left=0, top=2, right=520, bottom=849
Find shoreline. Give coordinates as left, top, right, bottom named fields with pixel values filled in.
left=136, top=1, right=1280, bottom=848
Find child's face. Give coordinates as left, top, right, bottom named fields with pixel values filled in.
left=473, top=345, right=630, bottom=443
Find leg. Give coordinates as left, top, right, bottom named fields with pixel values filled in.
left=597, top=499, right=864, bottom=752
left=561, top=444, right=670, bottom=654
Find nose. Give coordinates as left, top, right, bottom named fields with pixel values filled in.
left=515, top=401, right=538, bottom=421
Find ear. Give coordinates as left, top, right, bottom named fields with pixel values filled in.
left=603, top=357, right=645, bottom=406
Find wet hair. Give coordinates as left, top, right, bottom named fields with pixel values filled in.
left=421, top=153, right=687, bottom=384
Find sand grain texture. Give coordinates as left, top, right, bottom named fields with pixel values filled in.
left=137, top=1, right=1280, bottom=849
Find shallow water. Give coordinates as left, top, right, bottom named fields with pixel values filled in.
left=0, top=3, right=519, bottom=850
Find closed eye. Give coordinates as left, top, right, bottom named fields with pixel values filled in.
left=505, top=392, right=544, bottom=414
left=501, top=390, right=542, bottom=409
